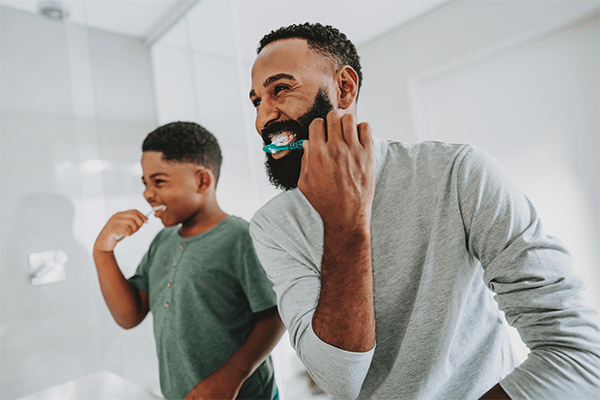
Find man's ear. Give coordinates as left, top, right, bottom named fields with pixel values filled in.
left=336, top=65, right=359, bottom=109
left=196, top=168, right=213, bottom=193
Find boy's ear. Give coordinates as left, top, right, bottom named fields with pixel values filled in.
left=336, top=65, right=359, bottom=109
left=196, top=168, right=213, bottom=193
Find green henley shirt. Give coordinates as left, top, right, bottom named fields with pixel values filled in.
left=130, top=216, right=277, bottom=399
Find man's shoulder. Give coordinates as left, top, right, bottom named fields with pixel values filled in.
left=252, top=190, right=308, bottom=223
left=250, top=189, right=320, bottom=242
left=375, top=137, right=475, bottom=175
left=378, top=137, right=471, bottom=159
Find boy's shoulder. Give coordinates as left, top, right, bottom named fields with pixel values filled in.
left=154, top=225, right=180, bottom=240
left=222, top=215, right=250, bottom=230
left=216, top=216, right=252, bottom=241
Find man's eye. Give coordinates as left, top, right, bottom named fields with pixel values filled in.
left=274, top=85, right=287, bottom=95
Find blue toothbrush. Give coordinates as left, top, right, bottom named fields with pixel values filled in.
left=263, top=139, right=307, bottom=154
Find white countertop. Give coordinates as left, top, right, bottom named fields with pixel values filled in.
left=16, top=370, right=163, bottom=400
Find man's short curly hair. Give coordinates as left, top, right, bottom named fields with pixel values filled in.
left=142, top=121, right=222, bottom=184
left=257, top=22, right=362, bottom=96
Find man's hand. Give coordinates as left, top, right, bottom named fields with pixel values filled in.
left=298, top=110, right=377, bottom=353
left=94, top=210, right=148, bottom=252
left=183, top=368, right=243, bottom=400
left=298, top=110, right=375, bottom=233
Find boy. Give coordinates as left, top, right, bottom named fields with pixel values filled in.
left=93, top=121, right=284, bottom=400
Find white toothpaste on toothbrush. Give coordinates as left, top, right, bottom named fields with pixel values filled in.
left=269, top=132, right=295, bottom=154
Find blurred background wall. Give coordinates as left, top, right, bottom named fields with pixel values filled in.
left=1, top=0, right=598, bottom=398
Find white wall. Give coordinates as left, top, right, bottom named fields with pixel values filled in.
left=0, top=6, right=161, bottom=398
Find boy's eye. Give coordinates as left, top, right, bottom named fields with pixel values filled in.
left=252, top=98, right=261, bottom=107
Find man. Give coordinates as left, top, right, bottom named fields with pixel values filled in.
left=248, top=23, right=600, bottom=400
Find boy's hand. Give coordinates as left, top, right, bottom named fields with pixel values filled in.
left=94, top=210, right=148, bottom=252
left=183, top=368, right=243, bottom=400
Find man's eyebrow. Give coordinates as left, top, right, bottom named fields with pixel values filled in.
left=263, top=73, right=295, bottom=87
left=249, top=73, right=296, bottom=99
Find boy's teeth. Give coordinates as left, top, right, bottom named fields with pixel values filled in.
left=154, top=205, right=167, bottom=211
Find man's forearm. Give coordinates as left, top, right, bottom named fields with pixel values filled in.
left=312, top=226, right=376, bottom=353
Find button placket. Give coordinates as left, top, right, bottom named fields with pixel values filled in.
left=165, top=242, right=185, bottom=310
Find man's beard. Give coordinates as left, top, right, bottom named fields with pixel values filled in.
left=261, top=88, right=334, bottom=191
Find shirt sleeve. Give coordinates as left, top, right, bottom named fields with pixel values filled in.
left=250, top=206, right=374, bottom=400
left=128, top=229, right=164, bottom=292
left=128, top=249, right=151, bottom=292
left=237, top=227, right=278, bottom=314
left=457, top=147, right=600, bottom=400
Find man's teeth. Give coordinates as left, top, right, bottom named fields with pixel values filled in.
left=271, top=132, right=295, bottom=147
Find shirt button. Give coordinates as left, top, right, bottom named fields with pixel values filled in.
left=179, top=245, right=183, bottom=249
left=172, top=262, right=176, bottom=267
left=165, top=302, right=169, bottom=308
left=167, top=282, right=172, bottom=288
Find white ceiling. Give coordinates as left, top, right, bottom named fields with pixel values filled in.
left=0, top=0, right=451, bottom=51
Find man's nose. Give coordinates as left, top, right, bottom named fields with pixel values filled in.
left=256, top=100, right=280, bottom=134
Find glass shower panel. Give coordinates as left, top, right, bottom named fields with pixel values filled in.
left=0, top=6, right=160, bottom=397
left=0, top=9, right=114, bottom=398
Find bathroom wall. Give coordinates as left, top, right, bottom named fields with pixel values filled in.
left=0, top=6, right=162, bottom=397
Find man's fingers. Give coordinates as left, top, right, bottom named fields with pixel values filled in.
left=298, top=138, right=311, bottom=194
left=357, top=122, right=373, bottom=150
left=341, top=113, right=359, bottom=146
left=326, top=110, right=345, bottom=143
left=308, top=118, right=326, bottom=145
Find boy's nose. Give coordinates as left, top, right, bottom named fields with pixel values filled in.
left=143, top=187, right=155, bottom=202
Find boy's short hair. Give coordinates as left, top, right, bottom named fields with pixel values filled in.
left=257, top=22, right=362, bottom=96
left=142, top=121, right=222, bottom=183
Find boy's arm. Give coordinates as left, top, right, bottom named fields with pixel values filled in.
left=184, top=306, right=285, bottom=400
left=93, top=209, right=150, bottom=329
left=93, top=248, right=149, bottom=329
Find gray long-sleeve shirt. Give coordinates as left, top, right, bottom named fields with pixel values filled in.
left=250, top=137, right=600, bottom=400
